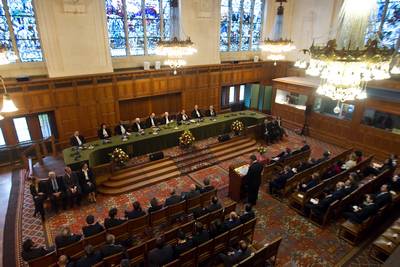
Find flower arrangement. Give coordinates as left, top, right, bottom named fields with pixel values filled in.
left=110, top=148, right=129, bottom=166
left=231, top=120, right=244, bottom=134
left=257, top=146, right=268, bottom=154
left=179, top=130, right=195, bottom=147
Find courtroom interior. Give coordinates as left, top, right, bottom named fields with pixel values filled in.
left=0, top=0, right=399, bottom=266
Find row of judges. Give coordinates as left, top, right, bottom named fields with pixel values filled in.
left=70, top=105, right=217, bottom=146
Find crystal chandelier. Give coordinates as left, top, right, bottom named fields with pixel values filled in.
left=260, top=0, right=295, bottom=62
left=155, top=37, right=197, bottom=74
left=295, top=0, right=397, bottom=102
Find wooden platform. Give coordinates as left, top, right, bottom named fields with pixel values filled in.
left=97, top=137, right=257, bottom=195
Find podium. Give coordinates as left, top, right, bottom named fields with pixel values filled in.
left=228, top=162, right=249, bottom=202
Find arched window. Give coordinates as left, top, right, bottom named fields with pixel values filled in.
left=0, top=0, right=42, bottom=62
left=367, top=0, right=400, bottom=48
left=220, top=0, right=264, bottom=52
left=105, top=0, right=172, bottom=57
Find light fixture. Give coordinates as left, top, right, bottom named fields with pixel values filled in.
left=260, top=0, right=295, bottom=63
left=0, top=44, right=17, bottom=65
left=295, top=0, right=396, bottom=103
left=0, top=76, right=18, bottom=113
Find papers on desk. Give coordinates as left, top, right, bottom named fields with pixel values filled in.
left=310, top=198, right=319, bottom=204
left=297, top=193, right=304, bottom=199
left=234, top=164, right=249, bottom=176
left=190, top=119, right=196, bottom=123
left=372, top=162, right=383, bottom=169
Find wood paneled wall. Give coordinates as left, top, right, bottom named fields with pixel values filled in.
left=2, top=61, right=289, bottom=147
left=272, top=78, right=400, bottom=161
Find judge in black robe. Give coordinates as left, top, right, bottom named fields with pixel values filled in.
left=243, top=155, right=264, bottom=205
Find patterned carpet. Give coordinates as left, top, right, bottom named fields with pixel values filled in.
left=17, top=130, right=359, bottom=267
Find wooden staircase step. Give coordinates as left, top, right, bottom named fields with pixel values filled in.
left=211, top=139, right=256, bottom=155
left=109, top=160, right=176, bottom=181
left=113, top=157, right=171, bottom=176
left=98, top=171, right=181, bottom=195
left=208, top=137, right=251, bottom=152
left=104, top=165, right=179, bottom=187
left=215, top=145, right=257, bottom=162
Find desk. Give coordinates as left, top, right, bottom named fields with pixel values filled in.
left=63, top=111, right=266, bottom=168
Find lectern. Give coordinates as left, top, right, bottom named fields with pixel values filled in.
left=228, top=162, right=249, bottom=202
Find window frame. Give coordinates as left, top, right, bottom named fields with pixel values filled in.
left=12, top=116, right=32, bottom=143
left=220, top=0, right=265, bottom=52
left=0, top=127, right=6, bottom=146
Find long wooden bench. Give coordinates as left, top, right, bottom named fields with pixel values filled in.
left=234, top=237, right=283, bottom=267
left=369, top=218, right=400, bottom=263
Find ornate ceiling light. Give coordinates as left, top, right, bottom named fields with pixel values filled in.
left=295, top=0, right=397, bottom=102
left=261, top=0, right=295, bottom=63
left=0, top=76, right=18, bottom=114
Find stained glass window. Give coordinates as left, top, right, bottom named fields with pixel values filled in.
left=220, top=0, right=264, bottom=52
left=367, top=0, right=400, bottom=48
left=105, top=0, right=172, bottom=57
left=0, top=0, right=42, bottom=62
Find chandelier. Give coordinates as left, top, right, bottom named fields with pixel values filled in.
left=295, top=0, right=397, bottom=102
left=155, top=37, right=197, bottom=75
left=260, top=0, right=295, bottom=63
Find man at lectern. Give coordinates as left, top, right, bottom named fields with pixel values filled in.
left=243, top=154, right=263, bottom=205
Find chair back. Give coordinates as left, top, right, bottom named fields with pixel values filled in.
left=162, top=259, right=180, bottom=267
left=235, top=254, right=255, bottom=267
left=180, top=221, right=195, bottom=237
left=146, top=237, right=157, bottom=252
left=103, top=252, right=124, bottom=267
left=228, top=223, right=244, bottom=246
left=186, top=195, right=202, bottom=213
left=167, top=201, right=186, bottom=220
left=197, top=212, right=211, bottom=227
left=57, top=240, right=84, bottom=259
left=223, top=202, right=237, bottom=217
left=83, top=230, right=107, bottom=249
left=264, top=237, right=282, bottom=264
left=243, top=218, right=257, bottom=242
left=106, top=221, right=129, bottom=240
left=214, top=231, right=229, bottom=254
left=196, top=239, right=214, bottom=264
left=200, top=189, right=217, bottom=206
left=209, top=208, right=224, bottom=222
left=127, top=214, right=149, bottom=234
left=164, top=227, right=178, bottom=246
left=150, top=207, right=169, bottom=227
left=126, top=243, right=146, bottom=266
left=28, top=251, right=57, bottom=267
left=92, top=261, right=104, bottom=267
left=179, top=247, right=197, bottom=267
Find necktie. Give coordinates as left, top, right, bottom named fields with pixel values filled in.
left=121, top=125, right=126, bottom=134
left=137, top=123, right=141, bottom=130
left=76, top=136, right=82, bottom=146
left=151, top=118, right=155, bottom=126
left=196, top=110, right=200, bottom=117
left=52, top=179, right=58, bottom=191
left=166, top=117, right=169, bottom=124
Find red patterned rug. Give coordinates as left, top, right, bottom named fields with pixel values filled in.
left=17, top=130, right=354, bottom=267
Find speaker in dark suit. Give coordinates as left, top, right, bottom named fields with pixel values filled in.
left=243, top=155, right=264, bottom=205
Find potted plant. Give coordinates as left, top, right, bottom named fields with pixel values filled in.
left=231, top=120, right=244, bottom=135
left=110, top=148, right=129, bottom=167
left=179, top=130, right=195, bottom=149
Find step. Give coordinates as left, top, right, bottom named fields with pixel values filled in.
left=109, top=159, right=176, bottom=181
left=98, top=171, right=181, bottom=195
left=211, top=139, right=256, bottom=156
left=113, top=157, right=171, bottom=176
left=104, top=165, right=179, bottom=187
left=208, top=137, right=251, bottom=152
left=216, top=145, right=257, bottom=163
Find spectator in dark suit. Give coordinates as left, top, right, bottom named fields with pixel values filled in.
left=240, top=204, right=255, bottom=223
left=316, top=151, right=331, bottom=164
left=192, top=222, right=210, bottom=246
left=173, top=230, right=194, bottom=257
left=55, top=225, right=82, bottom=249
left=272, top=147, right=292, bottom=162
left=100, top=234, right=124, bottom=258
left=70, top=131, right=85, bottom=147
left=389, top=174, right=400, bottom=192
left=343, top=173, right=358, bottom=195
left=148, top=197, right=163, bottom=213
left=104, top=208, right=126, bottom=229
left=125, top=201, right=146, bottom=220
left=207, top=196, right=222, bottom=212
left=305, top=182, right=346, bottom=216
left=82, top=215, right=104, bottom=238
left=375, top=184, right=392, bottom=208
left=182, top=184, right=201, bottom=200
left=218, top=240, right=252, bottom=267
left=75, top=245, right=102, bottom=267
left=200, top=177, right=215, bottom=193
left=243, top=155, right=264, bottom=205
left=98, top=123, right=112, bottom=139
left=146, top=113, right=158, bottom=128
left=321, top=161, right=343, bottom=180
left=21, top=238, right=53, bottom=262
left=298, top=172, right=319, bottom=192
left=46, top=171, right=67, bottom=212
left=114, top=121, right=130, bottom=136
left=191, top=104, right=203, bottom=119
left=30, top=176, right=47, bottom=220
left=296, top=158, right=317, bottom=172
left=224, top=212, right=241, bottom=230
left=209, top=218, right=226, bottom=238
left=269, top=166, right=294, bottom=194
left=164, top=189, right=182, bottom=207
left=63, top=167, right=81, bottom=208
left=148, top=235, right=174, bottom=267
left=344, top=194, right=378, bottom=224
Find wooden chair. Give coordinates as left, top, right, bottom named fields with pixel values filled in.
left=83, top=230, right=107, bottom=249
left=103, top=252, right=124, bottom=267
left=196, top=239, right=214, bottom=267
left=224, top=202, right=237, bottom=217
left=28, top=251, right=58, bottom=267
left=179, top=247, right=197, bottom=267
left=126, top=243, right=146, bottom=266
left=262, top=237, right=282, bottom=267
left=214, top=231, right=230, bottom=255
left=150, top=207, right=169, bottom=227
left=186, top=195, right=202, bottom=214
left=56, top=239, right=84, bottom=260
left=127, top=214, right=149, bottom=236
left=106, top=221, right=130, bottom=241
left=243, top=218, right=257, bottom=243
left=200, top=189, right=217, bottom=207
left=167, top=201, right=186, bottom=222
left=228, top=224, right=244, bottom=246
left=162, top=259, right=180, bottom=267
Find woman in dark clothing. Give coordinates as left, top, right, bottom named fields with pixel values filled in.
left=30, top=177, right=46, bottom=220
left=78, top=163, right=96, bottom=203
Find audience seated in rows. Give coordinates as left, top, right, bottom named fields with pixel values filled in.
left=55, top=225, right=82, bottom=249
left=21, top=238, right=53, bottom=262
left=148, top=197, right=163, bottom=213
left=240, top=204, right=255, bottom=223
left=343, top=194, right=378, bottom=224
left=164, top=189, right=182, bottom=206
left=218, top=240, right=252, bottom=267
left=192, top=222, right=210, bottom=246
left=101, top=234, right=125, bottom=258
left=148, top=236, right=174, bottom=267
left=174, top=230, right=194, bottom=257
left=298, top=172, right=320, bottom=192
left=125, top=201, right=146, bottom=220
left=269, top=166, right=295, bottom=194
left=75, top=244, right=102, bottom=267
left=363, top=154, right=398, bottom=177
left=55, top=255, right=73, bottom=267
left=105, top=207, right=126, bottom=229
left=224, top=212, right=241, bottom=230
left=82, top=214, right=104, bottom=237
